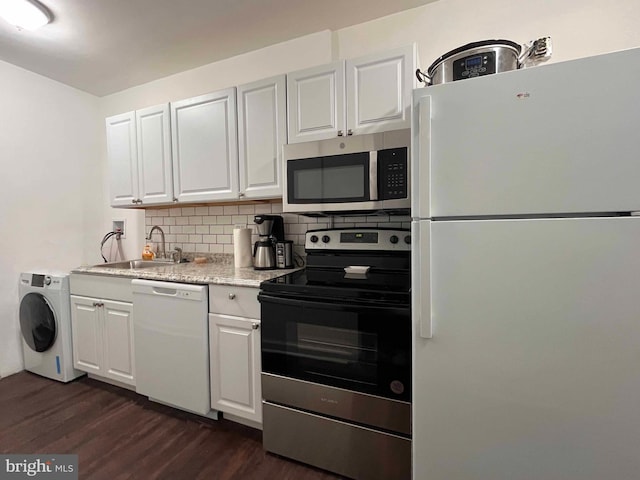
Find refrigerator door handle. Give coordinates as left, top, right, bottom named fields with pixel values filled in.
left=412, top=221, right=432, bottom=338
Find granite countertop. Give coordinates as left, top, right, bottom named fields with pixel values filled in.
left=72, top=255, right=299, bottom=288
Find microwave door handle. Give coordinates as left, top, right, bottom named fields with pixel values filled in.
left=369, top=151, right=378, bottom=201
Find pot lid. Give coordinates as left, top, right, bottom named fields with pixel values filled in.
left=427, top=39, right=521, bottom=75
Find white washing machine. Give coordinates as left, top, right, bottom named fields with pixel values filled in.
left=19, top=272, right=85, bottom=382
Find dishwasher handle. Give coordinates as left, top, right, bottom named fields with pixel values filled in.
left=132, top=279, right=206, bottom=302
left=152, top=286, right=178, bottom=296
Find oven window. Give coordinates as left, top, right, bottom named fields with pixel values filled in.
left=287, top=152, right=370, bottom=203
left=261, top=297, right=411, bottom=401
left=292, top=323, right=378, bottom=385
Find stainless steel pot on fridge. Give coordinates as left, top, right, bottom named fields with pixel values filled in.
left=416, top=37, right=552, bottom=86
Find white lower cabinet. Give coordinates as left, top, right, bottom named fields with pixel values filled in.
left=209, top=314, right=262, bottom=424
left=208, top=285, right=262, bottom=424
left=70, top=295, right=135, bottom=386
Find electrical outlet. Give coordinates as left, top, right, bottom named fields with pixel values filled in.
left=112, top=220, right=126, bottom=238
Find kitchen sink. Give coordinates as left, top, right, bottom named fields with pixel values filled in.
left=98, top=259, right=174, bottom=269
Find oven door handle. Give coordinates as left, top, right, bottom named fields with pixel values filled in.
left=258, top=293, right=408, bottom=313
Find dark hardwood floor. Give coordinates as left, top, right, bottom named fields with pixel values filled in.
left=0, top=372, right=344, bottom=479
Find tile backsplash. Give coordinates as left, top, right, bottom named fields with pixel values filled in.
left=144, top=202, right=411, bottom=257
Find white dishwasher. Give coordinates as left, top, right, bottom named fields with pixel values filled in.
left=132, top=279, right=211, bottom=416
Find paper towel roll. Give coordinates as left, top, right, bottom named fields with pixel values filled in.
left=233, top=228, right=253, bottom=268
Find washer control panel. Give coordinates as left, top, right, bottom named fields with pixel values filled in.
left=20, top=273, right=67, bottom=290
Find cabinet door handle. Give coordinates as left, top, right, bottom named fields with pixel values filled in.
left=239, top=192, right=245, bottom=198
left=173, top=197, right=178, bottom=203
left=337, top=130, right=344, bottom=136
left=347, top=129, right=353, bottom=136
left=131, top=199, right=137, bottom=204
left=252, top=323, right=260, bottom=330
left=228, top=293, right=236, bottom=300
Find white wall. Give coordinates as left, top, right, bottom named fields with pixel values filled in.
left=0, top=60, right=101, bottom=377
left=335, top=0, right=640, bottom=70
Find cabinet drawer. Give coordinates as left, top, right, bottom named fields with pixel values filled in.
left=209, top=285, right=259, bottom=318
left=70, top=274, right=133, bottom=302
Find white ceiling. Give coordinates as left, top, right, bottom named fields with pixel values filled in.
left=0, top=0, right=436, bottom=96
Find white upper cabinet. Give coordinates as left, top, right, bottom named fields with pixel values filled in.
left=287, top=62, right=345, bottom=143
left=287, top=46, right=416, bottom=143
left=346, top=45, right=415, bottom=135
left=237, top=75, right=287, bottom=199
left=106, top=112, right=138, bottom=207
left=171, top=88, right=239, bottom=203
left=136, top=104, right=174, bottom=205
left=107, top=105, right=173, bottom=207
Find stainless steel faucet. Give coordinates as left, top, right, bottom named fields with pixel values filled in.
left=147, top=225, right=166, bottom=259
left=171, top=246, right=183, bottom=263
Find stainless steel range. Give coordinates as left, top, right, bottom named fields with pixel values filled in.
left=258, top=228, right=412, bottom=480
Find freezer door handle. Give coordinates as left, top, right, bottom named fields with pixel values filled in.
left=412, top=96, right=431, bottom=219
left=412, top=221, right=432, bottom=338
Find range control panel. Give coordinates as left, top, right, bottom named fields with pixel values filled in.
left=452, top=51, right=496, bottom=81
left=306, top=228, right=411, bottom=252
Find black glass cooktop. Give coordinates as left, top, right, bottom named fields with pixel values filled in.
left=260, top=267, right=411, bottom=306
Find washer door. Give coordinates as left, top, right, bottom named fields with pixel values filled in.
left=19, top=293, right=57, bottom=352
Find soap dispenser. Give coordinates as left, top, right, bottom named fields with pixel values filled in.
left=141, top=244, right=155, bottom=260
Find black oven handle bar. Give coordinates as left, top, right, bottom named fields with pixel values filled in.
left=258, top=293, right=409, bottom=313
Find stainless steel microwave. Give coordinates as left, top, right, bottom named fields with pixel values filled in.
left=282, top=129, right=410, bottom=215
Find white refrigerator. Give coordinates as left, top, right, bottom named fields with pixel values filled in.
left=412, top=47, right=640, bottom=480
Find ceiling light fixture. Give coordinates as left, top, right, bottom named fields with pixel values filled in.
left=0, top=0, right=51, bottom=31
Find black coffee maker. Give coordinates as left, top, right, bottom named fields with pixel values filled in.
left=253, top=215, right=284, bottom=270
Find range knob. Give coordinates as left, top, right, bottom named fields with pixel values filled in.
left=390, top=235, right=399, bottom=244
left=309, top=235, right=319, bottom=243
left=404, top=235, right=411, bottom=245
left=322, top=235, right=331, bottom=243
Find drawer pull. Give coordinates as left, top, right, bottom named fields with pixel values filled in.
left=252, top=323, right=260, bottom=330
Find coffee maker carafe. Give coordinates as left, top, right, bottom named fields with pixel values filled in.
left=253, top=215, right=284, bottom=270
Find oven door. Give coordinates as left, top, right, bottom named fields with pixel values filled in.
left=259, top=294, right=411, bottom=402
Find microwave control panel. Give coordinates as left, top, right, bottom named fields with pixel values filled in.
left=378, top=147, right=408, bottom=200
